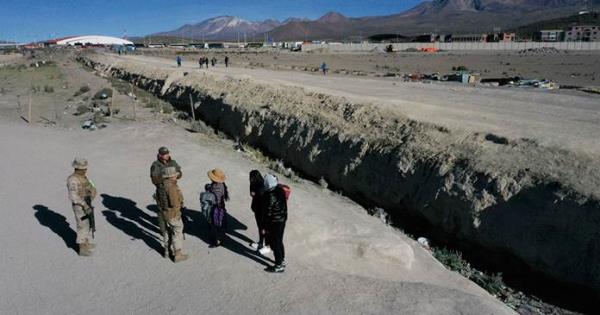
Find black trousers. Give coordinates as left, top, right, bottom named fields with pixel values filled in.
left=268, top=221, right=286, bottom=266
left=254, top=213, right=265, bottom=245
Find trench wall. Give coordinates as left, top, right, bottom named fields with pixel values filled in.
left=79, top=55, right=600, bottom=298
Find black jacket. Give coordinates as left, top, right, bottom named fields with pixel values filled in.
left=263, top=185, right=287, bottom=223
left=250, top=183, right=263, bottom=213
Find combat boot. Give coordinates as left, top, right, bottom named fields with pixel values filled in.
left=78, top=243, right=93, bottom=257
left=173, top=250, right=188, bottom=263
left=85, top=241, right=96, bottom=249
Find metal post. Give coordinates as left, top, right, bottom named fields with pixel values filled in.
left=28, top=95, right=32, bottom=124
left=189, top=94, right=195, bottom=121
left=110, top=87, right=115, bottom=118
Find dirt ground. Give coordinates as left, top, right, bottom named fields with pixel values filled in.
left=106, top=53, right=600, bottom=157
left=0, top=51, right=172, bottom=130
left=137, top=48, right=600, bottom=88
left=0, top=53, right=516, bottom=315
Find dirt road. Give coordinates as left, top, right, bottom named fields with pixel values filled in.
left=112, top=54, right=600, bottom=155
left=0, top=117, right=514, bottom=314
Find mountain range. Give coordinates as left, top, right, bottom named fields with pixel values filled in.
left=151, top=0, right=600, bottom=41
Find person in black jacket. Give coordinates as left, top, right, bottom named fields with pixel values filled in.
left=248, top=170, right=268, bottom=252
left=262, top=174, right=288, bottom=273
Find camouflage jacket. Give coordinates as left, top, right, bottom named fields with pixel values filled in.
left=67, top=173, right=97, bottom=208
left=150, top=157, right=182, bottom=186
left=156, top=180, right=184, bottom=220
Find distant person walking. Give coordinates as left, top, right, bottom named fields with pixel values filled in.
left=207, top=169, right=229, bottom=247
left=211, top=57, right=217, bottom=67
left=262, top=174, right=288, bottom=273
left=321, top=62, right=328, bottom=75
left=198, top=57, right=204, bottom=69
left=176, top=55, right=182, bottom=67
left=156, top=167, right=189, bottom=262
left=224, top=55, right=229, bottom=68
left=248, top=170, right=270, bottom=254
left=66, top=158, right=97, bottom=257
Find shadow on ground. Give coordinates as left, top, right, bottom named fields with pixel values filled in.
left=32, top=204, right=78, bottom=253
left=100, top=194, right=272, bottom=266
left=100, top=194, right=163, bottom=256
left=183, top=207, right=274, bottom=267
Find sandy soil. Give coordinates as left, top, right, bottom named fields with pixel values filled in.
left=107, top=53, right=600, bottom=156
left=0, top=53, right=23, bottom=66
left=0, top=53, right=515, bottom=314
left=0, top=51, right=162, bottom=130
left=0, top=118, right=514, bottom=315
left=138, top=48, right=600, bottom=88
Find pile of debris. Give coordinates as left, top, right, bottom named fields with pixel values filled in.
left=403, top=71, right=559, bottom=90
left=517, top=47, right=565, bottom=55
left=74, top=87, right=117, bottom=131
left=403, top=72, right=480, bottom=84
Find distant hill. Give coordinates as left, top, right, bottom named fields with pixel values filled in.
left=153, top=16, right=282, bottom=41
left=266, top=0, right=600, bottom=40
left=147, top=0, right=600, bottom=42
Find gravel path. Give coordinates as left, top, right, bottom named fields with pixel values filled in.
left=0, top=119, right=514, bottom=315
left=115, top=54, right=600, bottom=155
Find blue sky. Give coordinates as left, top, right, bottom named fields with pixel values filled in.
left=0, top=0, right=423, bottom=42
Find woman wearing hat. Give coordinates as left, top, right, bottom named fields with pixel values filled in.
left=207, top=169, right=229, bottom=247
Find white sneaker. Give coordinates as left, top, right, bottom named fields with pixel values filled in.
left=249, top=242, right=259, bottom=250
left=259, top=246, right=272, bottom=255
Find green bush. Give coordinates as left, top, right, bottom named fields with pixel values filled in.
left=161, top=102, right=174, bottom=114
left=433, top=246, right=506, bottom=297
left=74, top=85, right=90, bottom=97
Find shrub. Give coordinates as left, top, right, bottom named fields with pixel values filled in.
left=161, top=103, right=174, bottom=114
left=74, top=85, right=90, bottom=97
left=44, top=85, right=54, bottom=93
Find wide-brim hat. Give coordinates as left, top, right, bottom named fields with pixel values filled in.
left=72, top=158, right=88, bottom=170
left=207, top=169, right=226, bottom=183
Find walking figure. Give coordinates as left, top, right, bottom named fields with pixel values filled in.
left=321, top=62, right=328, bottom=75
left=66, top=158, right=97, bottom=257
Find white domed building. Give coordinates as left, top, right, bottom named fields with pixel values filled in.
left=49, top=35, right=133, bottom=46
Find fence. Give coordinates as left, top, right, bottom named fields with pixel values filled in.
left=302, top=41, right=600, bottom=52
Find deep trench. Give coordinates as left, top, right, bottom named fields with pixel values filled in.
left=82, top=57, right=599, bottom=314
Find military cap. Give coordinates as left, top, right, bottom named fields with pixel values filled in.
left=72, top=158, right=88, bottom=170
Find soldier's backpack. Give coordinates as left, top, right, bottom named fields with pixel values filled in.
left=200, top=190, right=217, bottom=223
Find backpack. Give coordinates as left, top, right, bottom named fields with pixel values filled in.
left=279, top=184, right=291, bottom=201
left=199, top=191, right=217, bottom=223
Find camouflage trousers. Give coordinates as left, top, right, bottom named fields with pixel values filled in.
left=162, top=214, right=184, bottom=255
left=72, top=204, right=92, bottom=244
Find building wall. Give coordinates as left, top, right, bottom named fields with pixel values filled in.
left=566, top=26, right=600, bottom=42
left=537, top=30, right=565, bottom=42
left=302, top=41, right=600, bottom=52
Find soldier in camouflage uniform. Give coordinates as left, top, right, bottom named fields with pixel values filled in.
left=66, top=158, right=97, bottom=256
left=156, top=167, right=189, bottom=263
left=150, top=146, right=182, bottom=245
